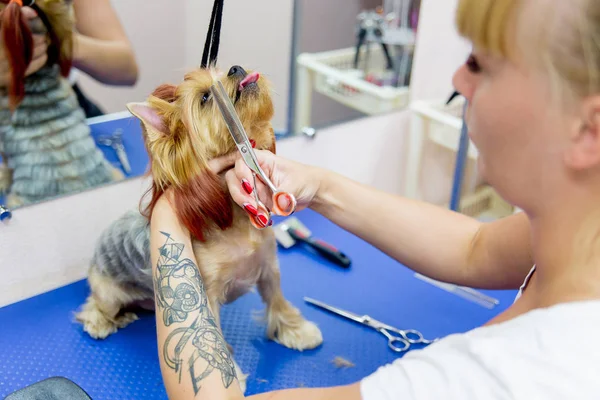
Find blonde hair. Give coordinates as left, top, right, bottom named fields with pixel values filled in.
left=455, top=0, right=600, bottom=104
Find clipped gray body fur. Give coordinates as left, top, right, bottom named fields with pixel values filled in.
left=0, top=64, right=122, bottom=206
left=90, top=209, right=153, bottom=294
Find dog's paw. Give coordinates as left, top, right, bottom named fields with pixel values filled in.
left=76, top=308, right=138, bottom=340
left=111, top=166, right=126, bottom=181
left=5, top=194, right=24, bottom=209
left=115, top=312, right=139, bottom=329
left=274, top=319, right=323, bottom=351
left=77, top=310, right=118, bottom=340
left=0, top=167, right=11, bottom=194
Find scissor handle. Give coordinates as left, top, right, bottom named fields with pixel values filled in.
left=399, top=329, right=428, bottom=344
left=379, top=329, right=410, bottom=353
left=272, top=191, right=296, bottom=216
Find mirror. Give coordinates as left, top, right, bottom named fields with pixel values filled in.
left=0, top=0, right=421, bottom=213
left=290, top=0, right=421, bottom=135
left=0, top=0, right=151, bottom=210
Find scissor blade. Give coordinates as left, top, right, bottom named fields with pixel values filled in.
left=210, top=81, right=250, bottom=146
left=304, top=297, right=366, bottom=324
left=115, top=145, right=131, bottom=174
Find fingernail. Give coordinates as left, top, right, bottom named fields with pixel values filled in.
left=276, top=194, right=292, bottom=211
left=243, top=203, right=258, bottom=216
left=257, top=214, right=268, bottom=227
left=241, top=179, right=253, bottom=194
left=250, top=139, right=256, bottom=148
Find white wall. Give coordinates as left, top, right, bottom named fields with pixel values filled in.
left=0, top=0, right=473, bottom=308
left=77, top=0, right=294, bottom=132
left=408, top=0, right=479, bottom=205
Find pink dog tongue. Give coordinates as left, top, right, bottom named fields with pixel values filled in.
left=239, top=72, right=260, bottom=90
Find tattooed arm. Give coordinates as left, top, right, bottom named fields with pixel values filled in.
left=150, top=193, right=361, bottom=399
left=150, top=195, right=244, bottom=400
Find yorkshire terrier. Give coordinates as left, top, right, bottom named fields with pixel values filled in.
left=0, top=0, right=123, bottom=208
left=75, top=65, right=323, bottom=391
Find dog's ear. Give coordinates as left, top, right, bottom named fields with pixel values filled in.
left=126, top=102, right=169, bottom=142
left=172, top=172, right=234, bottom=242
left=1, top=1, right=34, bottom=110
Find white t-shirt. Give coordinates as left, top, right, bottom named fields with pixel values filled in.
left=360, top=268, right=600, bottom=399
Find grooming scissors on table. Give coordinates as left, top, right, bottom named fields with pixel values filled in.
left=304, top=297, right=438, bottom=352
left=210, top=80, right=296, bottom=229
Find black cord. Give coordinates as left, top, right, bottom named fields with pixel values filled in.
left=201, top=0, right=224, bottom=69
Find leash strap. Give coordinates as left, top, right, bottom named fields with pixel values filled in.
left=201, top=0, right=224, bottom=69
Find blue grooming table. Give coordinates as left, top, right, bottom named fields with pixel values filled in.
left=0, top=209, right=518, bottom=398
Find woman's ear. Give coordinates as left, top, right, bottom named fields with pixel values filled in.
left=565, top=99, right=600, bottom=171
left=127, top=102, right=169, bottom=141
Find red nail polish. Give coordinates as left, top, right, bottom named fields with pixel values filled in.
left=241, top=179, right=253, bottom=194
left=250, top=139, right=256, bottom=148
left=243, top=203, right=258, bottom=216
left=257, top=214, right=268, bottom=226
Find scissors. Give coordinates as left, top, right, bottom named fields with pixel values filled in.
left=210, top=80, right=297, bottom=229
left=304, top=297, right=438, bottom=352
left=97, top=129, right=131, bottom=174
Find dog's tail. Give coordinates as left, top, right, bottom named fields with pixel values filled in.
left=1, top=0, right=34, bottom=110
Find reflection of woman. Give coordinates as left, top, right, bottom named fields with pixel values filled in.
left=0, top=0, right=137, bottom=207
left=67, top=0, right=139, bottom=117
left=0, top=0, right=138, bottom=117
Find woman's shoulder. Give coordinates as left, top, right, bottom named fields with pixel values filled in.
left=360, top=300, right=600, bottom=400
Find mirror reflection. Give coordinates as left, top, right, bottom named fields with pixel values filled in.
left=0, top=0, right=143, bottom=209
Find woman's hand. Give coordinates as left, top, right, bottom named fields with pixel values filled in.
left=209, top=150, right=323, bottom=221
left=0, top=7, right=48, bottom=87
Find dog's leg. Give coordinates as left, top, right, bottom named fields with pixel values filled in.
left=75, top=267, right=146, bottom=339
left=257, top=249, right=323, bottom=351
left=5, top=193, right=25, bottom=209
left=0, top=163, right=12, bottom=194
left=111, top=166, right=126, bottom=182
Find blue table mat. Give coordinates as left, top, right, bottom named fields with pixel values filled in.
left=0, top=209, right=517, bottom=398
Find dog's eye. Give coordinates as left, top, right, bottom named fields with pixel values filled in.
left=201, top=92, right=211, bottom=105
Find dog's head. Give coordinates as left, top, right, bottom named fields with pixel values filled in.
left=127, top=65, right=276, bottom=242
left=0, top=0, right=74, bottom=110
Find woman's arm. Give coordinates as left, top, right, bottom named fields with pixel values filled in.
left=71, top=0, right=138, bottom=85
left=217, top=150, right=534, bottom=292
left=149, top=194, right=244, bottom=400
left=150, top=192, right=364, bottom=400
left=311, top=169, right=533, bottom=290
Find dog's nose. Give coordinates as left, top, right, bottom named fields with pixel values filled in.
left=228, top=65, right=246, bottom=78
